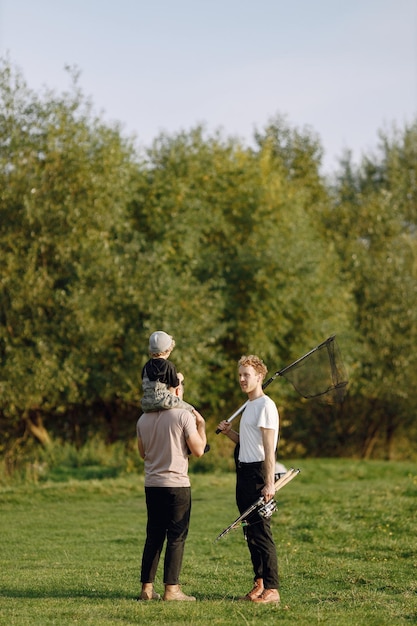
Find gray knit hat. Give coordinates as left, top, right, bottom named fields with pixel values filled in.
left=149, top=331, right=173, bottom=354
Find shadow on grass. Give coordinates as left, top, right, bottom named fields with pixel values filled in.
left=0, top=588, right=130, bottom=600
left=0, top=588, right=247, bottom=606
left=0, top=588, right=240, bottom=602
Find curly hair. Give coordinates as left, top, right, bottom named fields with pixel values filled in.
left=238, top=355, right=268, bottom=380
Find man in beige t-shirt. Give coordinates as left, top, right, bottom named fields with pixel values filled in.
left=137, top=377, right=207, bottom=602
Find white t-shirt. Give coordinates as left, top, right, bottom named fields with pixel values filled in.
left=238, top=395, right=279, bottom=463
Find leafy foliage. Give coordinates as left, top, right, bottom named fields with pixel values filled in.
left=324, top=123, right=417, bottom=458
left=1, top=58, right=417, bottom=461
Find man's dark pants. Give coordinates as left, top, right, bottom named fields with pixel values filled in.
left=236, top=462, right=279, bottom=589
left=141, top=486, right=191, bottom=585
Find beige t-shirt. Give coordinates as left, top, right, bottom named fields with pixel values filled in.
left=136, top=408, right=197, bottom=487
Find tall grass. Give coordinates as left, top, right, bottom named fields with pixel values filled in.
left=0, top=430, right=234, bottom=486
left=0, top=458, right=416, bottom=625
left=0, top=437, right=141, bottom=484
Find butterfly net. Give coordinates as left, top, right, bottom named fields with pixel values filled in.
left=267, top=335, right=348, bottom=403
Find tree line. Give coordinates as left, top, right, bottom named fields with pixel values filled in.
left=1, top=58, right=416, bottom=462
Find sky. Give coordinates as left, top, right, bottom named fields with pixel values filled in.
left=0, top=0, right=416, bottom=174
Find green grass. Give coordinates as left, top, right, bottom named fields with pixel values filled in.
left=0, top=459, right=416, bottom=625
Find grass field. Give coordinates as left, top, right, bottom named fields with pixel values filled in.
left=0, top=458, right=416, bottom=625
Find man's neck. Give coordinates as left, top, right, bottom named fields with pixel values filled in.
left=247, top=388, right=264, bottom=401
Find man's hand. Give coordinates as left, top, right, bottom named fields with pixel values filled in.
left=216, top=420, right=232, bottom=435
left=216, top=420, right=239, bottom=444
left=261, top=482, right=275, bottom=503
left=193, top=409, right=205, bottom=428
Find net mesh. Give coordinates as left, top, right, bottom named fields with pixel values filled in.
left=276, top=336, right=348, bottom=403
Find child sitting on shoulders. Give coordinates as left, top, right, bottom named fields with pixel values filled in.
left=141, top=330, right=195, bottom=413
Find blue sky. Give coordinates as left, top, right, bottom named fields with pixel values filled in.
left=0, top=0, right=416, bottom=173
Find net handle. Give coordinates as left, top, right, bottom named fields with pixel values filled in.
left=215, top=335, right=336, bottom=434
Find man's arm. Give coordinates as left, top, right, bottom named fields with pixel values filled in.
left=187, top=410, right=207, bottom=457
left=216, top=420, right=240, bottom=444
left=136, top=417, right=145, bottom=459
left=137, top=436, right=145, bottom=460
left=261, top=427, right=276, bottom=502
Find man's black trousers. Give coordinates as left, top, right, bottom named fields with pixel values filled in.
left=236, top=462, right=279, bottom=589
left=141, top=486, right=191, bottom=585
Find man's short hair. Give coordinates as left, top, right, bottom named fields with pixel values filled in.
left=238, top=355, right=268, bottom=380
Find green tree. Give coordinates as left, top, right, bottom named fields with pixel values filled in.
left=130, top=127, right=242, bottom=413
left=326, top=122, right=417, bottom=458
left=131, top=120, right=355, bottom=424
left=0, top=60, right=141, bottom=449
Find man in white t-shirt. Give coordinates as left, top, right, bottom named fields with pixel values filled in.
left=137, top=377, right=207, bottom=602
left=217, top=355, right=280, bottom=604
